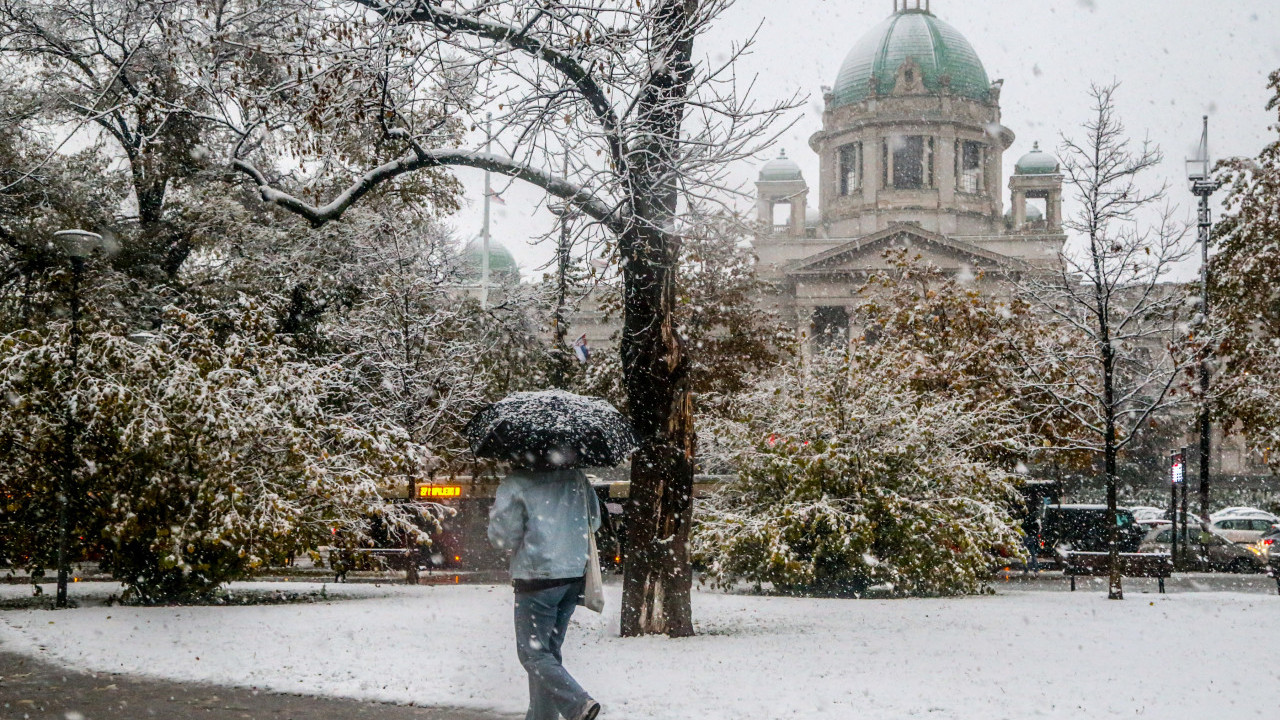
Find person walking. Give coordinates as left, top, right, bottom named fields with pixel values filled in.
left=489, top=466, right=603, bottom=720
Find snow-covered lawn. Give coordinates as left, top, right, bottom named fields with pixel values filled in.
left=2, top=581, right=1276, bottom=719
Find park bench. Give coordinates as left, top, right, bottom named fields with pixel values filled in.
left=330, top=548, right=418, bottom=584
left=1060, top=550, right=1173, bottom=593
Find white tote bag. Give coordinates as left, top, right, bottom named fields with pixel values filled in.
left=581, top=485, right=606, bottom=613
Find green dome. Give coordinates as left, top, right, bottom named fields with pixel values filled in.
left=831, top=9, right=991, bottom=107
left=759, top=150, right=804, bottom=182
left=460, top=237, right=519, bottom=279
left=1015, top=142, right=1059, bottom=175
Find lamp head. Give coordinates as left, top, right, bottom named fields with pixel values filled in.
left=53, top=229, right=104, bottom=259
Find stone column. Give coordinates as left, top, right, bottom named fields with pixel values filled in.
left=1048, top=189, right=1063, bottom=230
left=937, top=133, right=957, bottom=207
left=790, top=189, right=808, bottom=236
left=1011, top=189, right=1026, bottom=231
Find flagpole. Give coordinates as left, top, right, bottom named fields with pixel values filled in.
left=481, top=112, right=492, bottom=309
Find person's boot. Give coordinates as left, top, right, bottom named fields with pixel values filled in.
left=573, top=699, right=601, bottom=720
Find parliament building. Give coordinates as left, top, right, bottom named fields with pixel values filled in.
left=754, top=1, right=1067, bottom=340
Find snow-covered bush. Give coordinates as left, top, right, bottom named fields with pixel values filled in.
left=693, top=344, right=1028, bottom=597
left=0, top=300, right=430, bottom=602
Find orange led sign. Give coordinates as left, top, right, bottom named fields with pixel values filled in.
left=417, top=484, right=463, bottom=499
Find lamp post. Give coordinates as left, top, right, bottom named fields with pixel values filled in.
left=51, top=229, right=102, bottom=608
left=1186, top=117, right=1222, bottom=524
left=547, top=199, right=577, bottom=388
left=548, top=155, right=577, bottom=388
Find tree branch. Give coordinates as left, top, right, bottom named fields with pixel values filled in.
left=231, top=148, right=620, bottom=231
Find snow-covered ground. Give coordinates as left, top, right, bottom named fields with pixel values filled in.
left=2, top=581, right=1276, bottom=719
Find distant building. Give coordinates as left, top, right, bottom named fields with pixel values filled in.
left=754, top=2, right=1067, bottom=339
left=454, top=236, right=521, bottom=303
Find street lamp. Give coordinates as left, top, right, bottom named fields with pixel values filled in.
left=1186, top=117, right=1222, bottom=523
left=547, top=197, right=578, bottom=388
left=51, top=229, right=102, bottom=608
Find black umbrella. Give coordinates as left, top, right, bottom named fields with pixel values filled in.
left=464, top=390, right=639, bottom=469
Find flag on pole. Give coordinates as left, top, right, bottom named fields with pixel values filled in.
left=572, top=334, right=590, bottom=364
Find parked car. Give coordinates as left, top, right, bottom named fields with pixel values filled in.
left=1128, top=506, right=1166, bottom=522
left=1210, top=517, right=1278, bottom=544
left=1254, top=525, right=1280, bottom=559
left=1138, top=523, right=1267, bottom=573
left=1211, top=507, right=1280, bottom=524
left=1035, top=505, right=1146, bottom=557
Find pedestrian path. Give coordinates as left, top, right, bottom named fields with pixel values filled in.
left=0, top=650, right=519, bottom=720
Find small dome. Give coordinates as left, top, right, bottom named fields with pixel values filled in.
left=460, top=237, right=520, bottom=280
left=1015, top=142, right=1059, bottom=175
left=831, top=8, right=991, bottom=108
left=805, top=206, right=820, bottom=228
left=1026, top=204, right=1044, bottom=220
left=759, top=150, right=804, bottom=182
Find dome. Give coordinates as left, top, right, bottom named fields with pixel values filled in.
left=831, top=8, right=991, bottom=108
left=759, top=150, right=804, bottom=182
left=1026, top=204, right=1044, bottom=220
left=460, top=237, right=520, bottom=280
left=805, top=206, right=820, bottom=228
left=1015, top=142, right=1059, bottom=175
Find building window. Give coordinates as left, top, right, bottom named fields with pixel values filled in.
left=838, top=143, right=862, bottom=196
left=883, top=136, right=933, bottom=190
left=811, top=306, right=849, bottom=348
left=957, top=140, right=984, bottom=194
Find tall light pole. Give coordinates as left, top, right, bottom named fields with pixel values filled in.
left=51, top=229, right=102, bottom=608
left=1186, top=117, right=1222, bottom=523
left=548, top=155, right=576, bottom=388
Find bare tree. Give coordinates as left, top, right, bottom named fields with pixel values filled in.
left=0, top=0, right=459, bottom=282
left=227, top=0, right=792, bottom=636
left=1014, top=83, right=1191, bottom=600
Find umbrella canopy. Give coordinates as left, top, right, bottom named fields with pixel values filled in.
left=464, top=389, right=639, bottom=469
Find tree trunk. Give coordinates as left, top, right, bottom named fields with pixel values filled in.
left=617, top=0, right=699, bottom=637
left=1102, top=329, right=1123, bottom=600
left=619, top=223, right=696, bottom=638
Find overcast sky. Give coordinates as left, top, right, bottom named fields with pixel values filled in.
left=444, top=0, right=1280, bottom=278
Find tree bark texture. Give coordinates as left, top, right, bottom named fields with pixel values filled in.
left=619, top=223, right=696, bottom=638
left=618, top=0, right=699, bottom=638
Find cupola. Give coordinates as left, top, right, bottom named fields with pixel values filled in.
left=831, top=1, right=992, bottom=107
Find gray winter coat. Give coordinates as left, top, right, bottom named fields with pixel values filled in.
left=487, top=468, right=602, bottom=580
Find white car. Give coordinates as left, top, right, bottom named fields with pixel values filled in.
left=1127, top=506, right=1166, bottom=522
left=1211, top=507, right=1280, bottom=524
left=1211, top=517, right=1280, bottom=544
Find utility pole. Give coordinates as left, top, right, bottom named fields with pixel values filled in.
left=1186, top=116, right=1222, bottom=522
left=481, top=112, right=492, bottom=310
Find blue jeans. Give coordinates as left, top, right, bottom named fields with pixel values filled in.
left=514, top=579, right=590, bottom=720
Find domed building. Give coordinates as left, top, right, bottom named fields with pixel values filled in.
left=754, top=1, right=1066, bottom=338
left=459, top=236, right=520, bottom=283
left=455, top=236, right=521, bottom=302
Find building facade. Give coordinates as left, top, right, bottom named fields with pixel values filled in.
left=754, top=2, right=1067, bottom=339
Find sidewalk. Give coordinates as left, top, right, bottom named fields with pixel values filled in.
left=0, top=650, right=519, bottom=720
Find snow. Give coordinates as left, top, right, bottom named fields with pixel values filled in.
left=2, top=581, right=1277, bottom=719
